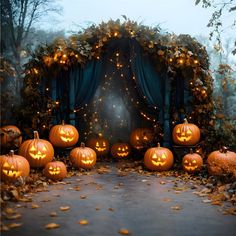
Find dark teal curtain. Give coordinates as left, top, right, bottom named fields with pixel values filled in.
left=51, top=59, right=102, bottom=124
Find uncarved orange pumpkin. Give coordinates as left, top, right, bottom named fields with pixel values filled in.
left=172, top=118, right=200, bottom=146
left=49, top=120, right=79, bottom=148
left=144, top=143, right=174, bottom=171
left=0, top=125, right=22, bottom=149
left=0, top=150, right=30, bottom=182
left=70, top=143, right=97, bottom=169
left=44, top=161, right=67, bottom=181
left=182, top=149, right=203, bottom=173
left=207, top=147, right=236, bottom=178
left=19, top=131, right=54, bottom=168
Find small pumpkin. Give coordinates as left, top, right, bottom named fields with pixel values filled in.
left=0, top=150, right=30, bottom=182
left=49, top=120, right=79, bottom=148
left=0, top=125, right=22, bottom=149
left=19, top=131, right=54, bottom=168
left=86, top=134, right=109, bottom=156
left=44, top=161, right=67, bottom=181
left=111, top=143, right=131, bottom=158
left=144, top=143, right=174, bottom=171
left=207, top=147, right=236, bottom=178
left=182, top=149, right=203, bottom=173
left=172, top=118, right=200, bottom=146
left=70, top=143, right=97, bottom=169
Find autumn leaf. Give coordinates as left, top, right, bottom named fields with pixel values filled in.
left=49, top=212, right=58, bottom=217
left=45, top=223, right=60, bottom=229
left=78, top=219, right=89, bottom=225
left=80, top=195, right=87, bottom=199
left=171, top=205, right=182, bottom=210
left=31, top=203, right=40, bottom=209
left=5, top=213, right=22, bottom=220
left=60, top=206, right=70, bottom=211
left=118, top=228, right=131, bottom=235
left=8, top=223, right=23, bottom=228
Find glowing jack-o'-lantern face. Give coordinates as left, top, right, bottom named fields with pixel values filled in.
left=144, top=143, right=174, bottom=171
left=86, top=134, right=109, bottom=156
left=182, top=149, right=203, bottom=173
left=19, top=131, right=54, bottom=168
left=111, top=143, right=131, bottom=158
left=172, top=119, right=200, bottom=146
left=0, top=150, right=30, bottom=182
left=44, top=161, right=67, bottom=181
left=151, top=153, right=167, bottom=166
left=130, top=128, right=154, bottom=150
left=70, top=143, right=97, bottom=169
left=49, top=121, right=79, bottom=148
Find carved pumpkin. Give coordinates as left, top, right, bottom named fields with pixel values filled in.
left=86, top=134, right=109, bottom=156
left=172, top=118, right=200, bottom=146
left=19, top=131, right=54, bottom=168
left=70, top=143, right=97, bottom=169
left=44, top=161, right=67, bottom=181
left=111, top=143, right=131, bottom=158
left=207, top=147, right=236, bottom=178
left=144, top=143, right=174, bottom=171
left=49, top=120, right=79, bottom=148
left=182, top=149, right=203, bottom=173
left=0, top=125, right=22, bottom=149
left=0, top=150, right=30, bottom=182
left=130, top=128, right=154, bottom=150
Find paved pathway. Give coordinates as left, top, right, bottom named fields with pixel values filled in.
left=1, top=163, right=236, bottom=236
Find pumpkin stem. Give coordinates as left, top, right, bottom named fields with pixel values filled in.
left=81, top=142, right=85, bottom=148
left=9, top=150, right=14, bottom=156
left=183, top=118, right=188, bottom=124
left=33, top=131, right=39, bottom=139
left=220, top=146, right=228, bottom=153
left=190, top=148, right=194, bottom=154
left=157, top=143, right=161, bottom=148
left=61, top=120, right=65, bottom=125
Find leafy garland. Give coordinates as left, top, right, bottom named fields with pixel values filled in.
left=17, top=19, right=215, bottom=149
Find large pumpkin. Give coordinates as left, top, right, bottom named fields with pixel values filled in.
left=182, top=149, right=203, bottom=173
left=207, top=147, right=236, bottom=178
left=0, top=125, right=22, bottom=149
left=172, top=118, right=200, bottom=146
left=70, top=143, right=97, bottom=169
left=144, top=143, right=174, bottom=171
left=86, top=134, right=109, bottom=156
left=111, top=143, right=131, bottom=158
left=44, top=161, right=67, bottom=181
left=19, top=131, right=54, bottom=168
left=0, top=150, right=30, bottom=182
left=130, top=128, right=154, bottom=150
left=49, top=120, right=79, bottom=148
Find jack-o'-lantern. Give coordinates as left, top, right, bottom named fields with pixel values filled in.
left=0, top=150, right=30, bottom=182
left=19, top=131, right=54, bottom=168
left=44, top=161, right=67, bottom=181
left=111, top=143, right=131, bottom=158
left=0, top=125, right=22, bottom=149
left=130, top=128, right=154, bottom=150
left=49, top=120, right=79, bottom=148
left=172, top=118, right=200, bottom=146
left=86, top=134, right=109, bottom=156
left=70, top=143, right=97, bottom=169
left=182, top=149, right=203, bottom=173
left=144, top=143, right=174, bottom=171
left=207, top=147, right=236, bottom=178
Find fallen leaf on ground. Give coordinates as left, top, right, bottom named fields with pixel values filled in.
left=160, top=181, right=166, bottom=185
left=74, top=186, right=81, bottom=191
left=171, top=205, right=182, bottom=210
left=118, top=228, right=131, bottom=235
left=80, top=195, right=87, bottom=199
left=45, top=223, right=60, bottom=229
left=4, top=208, right=15, bottom=214
left=5, top=213, right=22, bottom=220
left=8, top=223, right=23, bottom=228
left=31, top=204, right=40, bottom=209
left=0, top=224, right=9, bottom=231
left=60, top=206, right=70, bottom=211
left=202, top=199, right=211, bottom=203
left=223, top=207, right=236, bottom=215
left=161, top=198, right=172, bottom=202
left=108, top=208, right=114, bottom=211
left=78, top=219, right=88, bottom=225
left=49, top=212, right=58, bottom=217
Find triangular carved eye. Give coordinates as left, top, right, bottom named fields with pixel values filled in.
left=60, top=129, right=66, bottom=135
left=82, top=154, right=85, bottom=158
left=126, top=146, right=128, bottom=149
left=152, top=153, right=158, bottom=159
left=176, top=128, right=181, bottom=134
left=136, top=136, right=139, bottom=140
left=103, top=142, right=106, bottom=146
left=3, top=162, right=10, bottom=168
left=30, top=146, right=36, bottom=151
left=161, top=154, right=166, bottom=159
left=49, top=166, right=53, bottom=170
left=192, top=160, right=197, bottom=164
left=56, top=167, right=60, bottom=171
left=184, top=160, right=188, bottom=164
left=42, top=146, right=47, bottom=151
left=186, top=129, right=192, bottom=135
left=96, top=142, right=99, bottom=147
left=118, top=147, right=121, bottom=151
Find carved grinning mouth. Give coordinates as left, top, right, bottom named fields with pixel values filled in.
left=29, top=153, right=46, bottom=159
left=2, top=169, right=21, bottom=177
left=60, top=136, right=74, bottom=142
left=95, top=147, right=106, bottom=152
left=81, top=160, right=94, bottom=164
left=117, top=152, right=129, bottom=157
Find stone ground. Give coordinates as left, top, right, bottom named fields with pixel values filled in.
left=1, top=162, right=236, bottom=236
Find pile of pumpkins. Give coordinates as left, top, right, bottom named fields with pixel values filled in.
left=1, top=118, right=236, bottom=183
